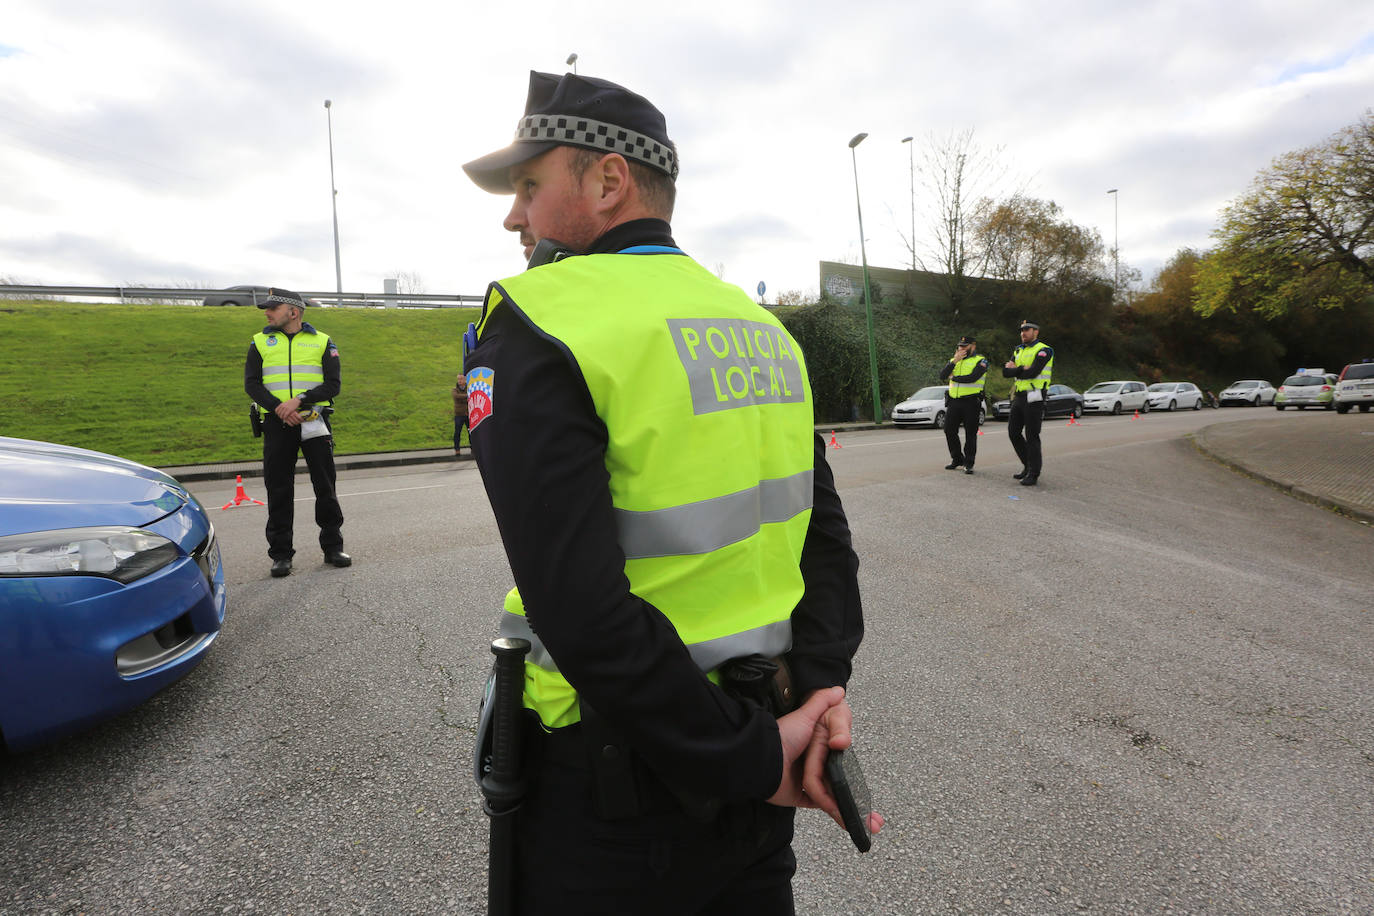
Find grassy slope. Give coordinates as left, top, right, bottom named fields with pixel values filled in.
left=1, top=301, right=479, bottom=465
left=1, top=299, right=1151, bottom=465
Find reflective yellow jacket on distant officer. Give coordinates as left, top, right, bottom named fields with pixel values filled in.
left=477, top=251, right=816, bottom=728
left=252, top=325, right=333, bottom=405
left=1012, top=341, right=1053, bottom=394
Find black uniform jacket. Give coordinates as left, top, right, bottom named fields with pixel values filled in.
left=465, top=219, right=863, bottom=804
left=243, top=322, right=341, bottom=411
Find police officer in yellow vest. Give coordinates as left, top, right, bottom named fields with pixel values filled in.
left=461, top=71, right=878, bottom=912
left=243, top=288, right=350, bottom=577
left=1002, top=318, right=1055, bottom=487
left=939, top=334, right=988, bottom=474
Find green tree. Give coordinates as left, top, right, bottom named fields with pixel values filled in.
left=1195, top=110, right=1374, bottom=319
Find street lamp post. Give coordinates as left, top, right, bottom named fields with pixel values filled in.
left=324, top=100, right=343, bottom=308
left=566, top=53, right=578, bottom=74
left=848, top=132, right=882, bottom=425
left=901, top=136, right=915, bottom=272
left=1106, top=188, right=1119, bottom=296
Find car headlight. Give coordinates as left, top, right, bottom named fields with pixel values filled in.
left=0, top=526, right=179, bottom=584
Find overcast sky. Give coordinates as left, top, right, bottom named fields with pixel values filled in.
left=2, top=0, right=1372, bottom=302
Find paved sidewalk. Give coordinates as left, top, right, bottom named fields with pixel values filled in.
left=1192, top=411, right=1374, bottom=524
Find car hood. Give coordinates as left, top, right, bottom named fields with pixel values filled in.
left=0, top=437, right=190, bottom=536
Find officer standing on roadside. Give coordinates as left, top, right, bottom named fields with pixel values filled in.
left=243, top=288, right=351, bottom=577
left=939, top=334, right=988, bottom=474
left=1003, top=318, right=1054, bottom=486
left=461, top=70, right=879, bottom=912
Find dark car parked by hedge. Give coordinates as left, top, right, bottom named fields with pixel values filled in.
left=990, top=384, right=1084, bottom=421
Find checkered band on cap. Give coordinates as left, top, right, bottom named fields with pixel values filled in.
left=515, top=115, right=678, bottom=180
left=266, top=289, right=305, bottom=308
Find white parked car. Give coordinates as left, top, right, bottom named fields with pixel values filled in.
left=1145, top=382, right=1204, bottom=411
left=1218, top=379, right=1276, bottom=407
left=1334, top=362, right=1374, bottom=414
left=1082, top=381, right=1150, bottom=415
left=890, top=386, right=985, bottom=429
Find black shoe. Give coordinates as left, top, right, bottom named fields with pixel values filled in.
left=945, top=461, right=962, bottom=470
left=270, top=558, right=292, bottom=578
left=1020, top=474, right=1039, bottom=486
left=1013, top=468, right=1028, bottom=479
left=964, top=465, right=974, bottom=474
left=325, top=550, right=352, bottom=568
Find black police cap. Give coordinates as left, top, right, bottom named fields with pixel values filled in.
left=259, top=288, right=306, bottom=310
left=462, top=71, right=678, bottom=194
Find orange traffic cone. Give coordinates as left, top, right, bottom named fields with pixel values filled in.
left=1066, top=415, right=1080, bottom=427
left=1131, top=410, right=1139, bottom=420
left=828, top=430, right=842, bottom=449
left=977, top=429, right=984, bottom=436
left=221, top=474, right=266, bottom=510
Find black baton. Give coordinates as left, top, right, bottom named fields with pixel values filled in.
left=481, top=637, right=530, bottom=916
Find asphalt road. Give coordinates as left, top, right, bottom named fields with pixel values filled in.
left=3, top=408, right=1371, bottom=915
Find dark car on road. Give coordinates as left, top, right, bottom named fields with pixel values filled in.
left=990, top=384, right=1084, bottom=421
left=202, top=285, right=268, bottom=307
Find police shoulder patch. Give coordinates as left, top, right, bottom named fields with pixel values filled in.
left=467, top=366, right=494, bottom=429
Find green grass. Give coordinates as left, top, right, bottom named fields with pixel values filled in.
left=0, top=300, right=479, bottom=465
left=1, top=298, right=1150, bottom=466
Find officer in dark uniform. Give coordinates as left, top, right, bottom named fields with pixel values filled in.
left=1002, top=318, right=1054, bottom=487
left=243, top=288, right=350, bottom=577
left=939, top=334, right=988, bottom=474
left=461, top=71, right=878, bottom=912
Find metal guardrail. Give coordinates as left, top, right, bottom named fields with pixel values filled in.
left=0, top=285, right=485, bottom=308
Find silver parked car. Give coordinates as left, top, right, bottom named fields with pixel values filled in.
left=1218, top=379, right=1276, bottom=407
left=1145, top=382, right=1204, bottom=411
left=890, top=386, right=986, bottom=429
left=1082, top=381, right=1150, bottom=415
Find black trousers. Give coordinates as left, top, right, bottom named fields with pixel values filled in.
left=511, top=734, right=797, bottom=915
left=1007, top=394, right=1045, bottom=476
left=262, top=416, right=343, bottom=560
left=943, top=396, right=981, bottom=466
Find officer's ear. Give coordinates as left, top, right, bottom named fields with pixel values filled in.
left=590, top=153, right=632, bottom=210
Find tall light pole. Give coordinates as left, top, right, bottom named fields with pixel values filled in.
left=324, top=99, right=343, bottom=308
left=901, top=136, right=915, bottom=272
left=566, top=53, right=578, bottom=74
left=849, top=132, right=882, bottom=424
left=1106, top=188, right=1119, bottom=297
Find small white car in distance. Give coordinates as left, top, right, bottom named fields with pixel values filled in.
left=1145, top=382, right=1204, bottom=411
left=1334, top=362, right=1374, bottom=414
left=1218, top=379, right=1276, bottom=407
left=1082, top=381, right=1150, bottom=415
left=890, top=386, right=985, bottom=429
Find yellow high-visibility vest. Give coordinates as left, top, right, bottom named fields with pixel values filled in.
left=1012, top=341, right=1053, bottom=394
left=253, top=327, right=332, bottom=404
left=478, top=252, right=816, bottom=727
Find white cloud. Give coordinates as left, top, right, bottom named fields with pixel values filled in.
left=1, top=0, right=1371, bottom=297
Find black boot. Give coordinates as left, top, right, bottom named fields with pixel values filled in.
left=945, top=461, right=962, bottom=470
left=270, top=558, right=292, bottom=578
left=1020, top=474, right=1039, bottom=486
left=1013, top=467, right=1028, bottom=479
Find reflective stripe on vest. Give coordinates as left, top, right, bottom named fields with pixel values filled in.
left=947, top=355, right=987, bottom=398
left=478, top=253, right=816, bottom=728
left=253, top=329, right=331, bottom=403
left=1013, top=341, right=1053, bottom=393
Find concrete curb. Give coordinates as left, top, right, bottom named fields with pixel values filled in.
left=1190, top=429, right=1374, bottom=526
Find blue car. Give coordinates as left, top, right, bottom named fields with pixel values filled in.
left=0, top=437, right=226, bottom=751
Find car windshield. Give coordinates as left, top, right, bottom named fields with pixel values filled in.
left=1147, top=384, right=1174, bottom=392
left=1086, top=383, right=1122, bottom=394
left=911, top=387, right=946, bottom=400
left=1229, top=381, right=1258, bottom=389
left=1344, top=364, right=1374, bottom=380
left=1283, top=376, right=1323, bottom=386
